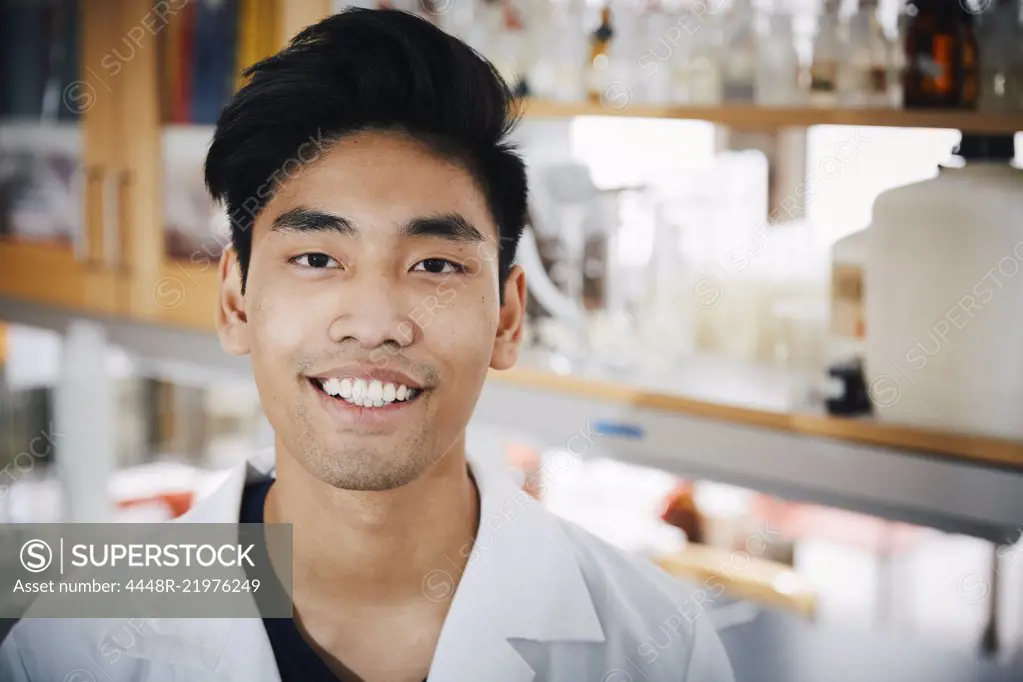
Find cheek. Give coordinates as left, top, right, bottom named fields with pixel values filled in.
left=427, top=293, right=498, bottom=371
left=247, top=288, right=319, bottom=373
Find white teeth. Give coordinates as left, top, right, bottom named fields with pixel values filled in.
left=320, top=376, right=420, bottom=408
left=322, top=378, right=342, bottom=396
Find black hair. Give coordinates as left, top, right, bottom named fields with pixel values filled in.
left=203, top=7, right=528, bottom=295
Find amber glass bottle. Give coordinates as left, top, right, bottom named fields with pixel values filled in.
left=586, top=4, right=614, bottom=103
left=902, top=0, right=979, bottom=108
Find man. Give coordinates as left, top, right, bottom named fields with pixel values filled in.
left=1, top=8, right=734, bottom=682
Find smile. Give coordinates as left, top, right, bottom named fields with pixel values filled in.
left=310, top=377, right=424, bottom=410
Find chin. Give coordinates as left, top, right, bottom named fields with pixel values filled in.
left=301, top=442, right=435, bottom=492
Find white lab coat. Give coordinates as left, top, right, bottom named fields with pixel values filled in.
left=0, top=450, right=735, bottom=682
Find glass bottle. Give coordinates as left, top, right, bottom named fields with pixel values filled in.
left=683, top=7, right=723, bottom=104
left=587, top=3, right=615, bottom=103
left=958, top=6, right=981, bottom=109
left=527, top=0, right=559, bottom=99
left=838, top=0, right=895, bottom=107
left=553, top=0, right=587, bottom=102
left=887, top=3, right=909, bottom=108
left=494, top=1, right=529, bottom=96
left=902, top=0, right=978, bottom=108
left=809, top=0, right=842, bottom=106
left=976, top=0, right=1023, bottom=111
left=641, top=2, right=675, bottom=105
left=721, top=0, right=758, bottom=103
left=756, top=9, right=803, bottom=106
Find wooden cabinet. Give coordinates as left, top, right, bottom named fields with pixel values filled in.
left=0, top=0, right=332, bottom=331
left=0, top=1, right=128, bottom=316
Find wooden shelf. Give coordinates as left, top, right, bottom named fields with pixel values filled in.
left=519, top=98, right=1023, bottom=134
left=488, top=360, right=1023, bottom=471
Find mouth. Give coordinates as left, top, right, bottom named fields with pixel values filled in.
left=308, top=376, right=425, bottom=410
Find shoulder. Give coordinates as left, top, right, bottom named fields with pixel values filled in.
left=551, top=514, right=735, bottom=682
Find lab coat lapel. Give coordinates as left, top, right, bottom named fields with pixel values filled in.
left=181, top=448, right=276, bottom=524
left=426, top=455, right=606, bottom=682
left=95, top=452, right=281, bottom=681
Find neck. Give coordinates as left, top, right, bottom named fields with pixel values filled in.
left=265, top=437, right=480, bottom=607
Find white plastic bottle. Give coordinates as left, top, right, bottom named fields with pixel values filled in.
left=864, top=134, right=1023, bottom=439
left=756, top=9, right=803, bottom=106
left=809, top=0, right=842, bottom=107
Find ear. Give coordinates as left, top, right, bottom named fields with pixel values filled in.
left=216, top=247, right=251, bottom=356
left=490, top=264, right=526, bottom=371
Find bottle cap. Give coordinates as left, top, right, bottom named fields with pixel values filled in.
left=954, top=133, right=1017, bottom=161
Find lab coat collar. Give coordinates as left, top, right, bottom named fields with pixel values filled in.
left=99, top=449, right=605, bottom=682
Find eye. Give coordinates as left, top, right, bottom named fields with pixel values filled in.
left=411, top=258, right=466, bottom=275
left=291, top=253, right=340, bottom=269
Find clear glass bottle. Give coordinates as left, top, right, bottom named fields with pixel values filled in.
left=642, top=3, right=676, bottom=105
left=493, top=1, right=529, bottom=96
left=526, top=0, right=559, bottom=99
left=756, top=9, right=803, bottom=106
left=838, top=0, right=896, bottom=107
left=887, top=3, right=909, bottom=108
left=683, top=7, right=723, bottom=104
left=553, top=0, right=587, bottom=102
left=976, top=0, right=1023, bottom=111
left=721, top=0, right=758, bottom=103
left=809, top=0, right=842, bottom=106
left=959, top=7, right=981, bottom=109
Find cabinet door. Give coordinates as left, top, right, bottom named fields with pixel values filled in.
left=0, top=0, right=125, bottom=314
left=116, top=0, right=332, bottom=333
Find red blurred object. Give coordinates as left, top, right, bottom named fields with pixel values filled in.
left=116, top=491, right=195, bottom=519
left=660, top=481, right=702, bottom=543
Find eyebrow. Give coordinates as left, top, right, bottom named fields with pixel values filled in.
left=271, top=207, right=485, bottom=244
left=398, top=214, right=485, bottom=243
left=272, top=207, right=355, bottom=235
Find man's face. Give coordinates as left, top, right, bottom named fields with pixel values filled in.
left=216, top=131, right=525, bottom=491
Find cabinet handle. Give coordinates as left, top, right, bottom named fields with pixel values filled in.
left=74, top=165, right=90, bottom=262
left=80, top=165, right=105, bottom=267
left=101, top=168, right=120, bottom=270
left=115, top=169, right=133, bottom=275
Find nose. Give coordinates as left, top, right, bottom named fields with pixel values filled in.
left=326, top=271, right=416, bottom=350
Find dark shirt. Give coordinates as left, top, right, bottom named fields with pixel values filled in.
left=241, top=479, right=343, bottom=681
left=240, top=479, right=429, bottom=682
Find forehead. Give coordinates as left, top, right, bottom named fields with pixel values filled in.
left=260, top=130, right=498, bottom=242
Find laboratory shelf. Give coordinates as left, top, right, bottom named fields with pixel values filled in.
left=477, top=352, right=1023, bottom=543
left=488, top=354, right=1023, bottom=470
left=519, top=98, right=1023, bottom=134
